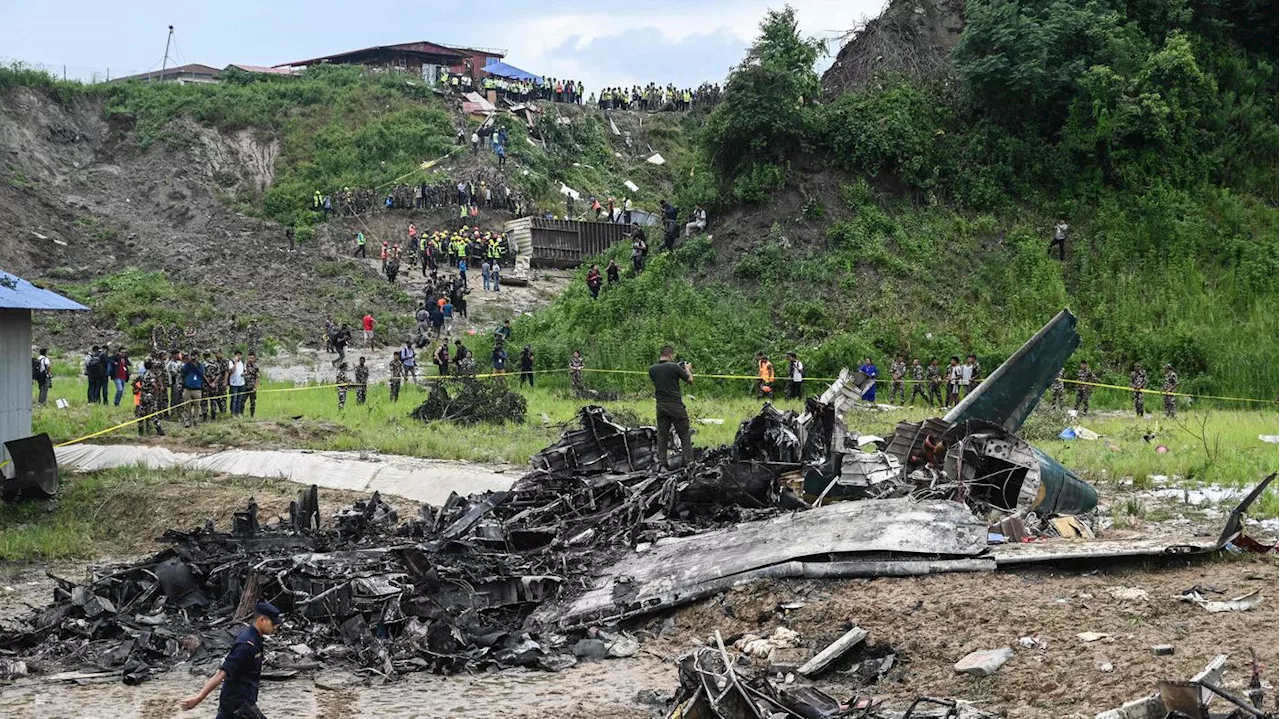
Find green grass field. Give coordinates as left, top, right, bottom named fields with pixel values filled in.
left=34, top=373, right=1277, bottom=484
left=13, top=374, right=1277, bottom=561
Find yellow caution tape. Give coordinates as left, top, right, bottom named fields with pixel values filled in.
left=21, top=362, right=1275, bottom=466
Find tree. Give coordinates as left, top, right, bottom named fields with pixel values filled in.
left=701, top=5, right=825, bottom=196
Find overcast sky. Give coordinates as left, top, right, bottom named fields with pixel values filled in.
left=1, top=0, right=885, bottom=89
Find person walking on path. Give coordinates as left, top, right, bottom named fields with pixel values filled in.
left=586, top=265, right=603, bottom=299
left=389, top=352, right=404, bottom=402
left=361, top=313, right=376, bottom=350
left=649, top=345, right=694, bottom=469
left=180, top=602, right=282, bottom=717
left=332, top=324, right=352, bottom=369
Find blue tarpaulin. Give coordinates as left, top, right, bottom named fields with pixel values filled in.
left=482, top=61, right=543, bottom=84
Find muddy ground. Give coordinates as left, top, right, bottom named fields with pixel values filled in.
left=2, top=553, right=1274, bottom=718
left=0, top=454, right=1274, bottom=718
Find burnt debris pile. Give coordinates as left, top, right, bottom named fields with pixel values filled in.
left=0, top=406, right=811, bottom=683
left=410, top=377, right=528, bottom=425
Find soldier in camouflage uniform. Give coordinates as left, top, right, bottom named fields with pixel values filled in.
left=908, top=358, right=928, bottom=406
left=354, top=357, right=369, bottom=404
left=888, top=356, right=907, bottom=405
left=152, top=351, right=170, bottom=418
left=136, top=360, right=165, bottom=436
left=1050, top=368, right=1065, bottom=411
left=926, top=359, right=943, bottom=408
left=166, top=350, right=184, bottom=419
left=243, top=352, right=261, bottom=417
left=336, top=363, right=350, bottom=410
left=245, top=321, right=261, bottom=353
left=389, top=353, right=404, bottom=402
left=202, top=352, right=222, bottom=420
left=214, top=351, right=231, bottom=416
left=1161, top=364, right=1178, bottom=418
left=1075, top=360, right=1097, bottom=415
left=1130, top=362, right=1147, bottom=417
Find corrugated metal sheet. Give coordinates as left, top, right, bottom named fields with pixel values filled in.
left=503, top=218, right=629, bottom=269
left=0, top=271, right=89, bottom=311
left=0, top=309, right=33, bottom=465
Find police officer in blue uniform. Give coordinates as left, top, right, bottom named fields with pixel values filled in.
left=181, top=602, right=282, bottom=718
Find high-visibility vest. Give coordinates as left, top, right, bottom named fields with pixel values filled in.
left=356, top=233, right=365, bottom=246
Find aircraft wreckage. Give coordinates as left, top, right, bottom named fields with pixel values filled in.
left=0, top=310, right=1273, bottom=693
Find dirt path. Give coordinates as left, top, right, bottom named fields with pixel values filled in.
left=262, top=268, right=574, bottom=386
left=0, top=658, right=672, bottom=719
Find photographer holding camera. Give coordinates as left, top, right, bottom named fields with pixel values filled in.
left=648, top=345, right=695, bottom=469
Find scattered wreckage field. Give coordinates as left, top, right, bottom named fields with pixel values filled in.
left=651, top=556, right=1278, bottom=718
left=0, top=556, right=1273, bottom=718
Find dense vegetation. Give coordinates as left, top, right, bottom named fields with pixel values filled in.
left=522, top=2, right=1278, bottom=401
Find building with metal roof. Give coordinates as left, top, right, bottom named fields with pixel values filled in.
left=274, top=41, right=505, bottom=83
left=0, top=270, right=88, bottom=466
left=111, top=63, right=223, bottom=84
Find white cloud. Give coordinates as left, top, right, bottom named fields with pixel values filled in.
left=491, top=0, right=885, bottom=92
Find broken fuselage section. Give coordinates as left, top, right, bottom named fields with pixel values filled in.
left=801, top=309, right=1097, bottom=516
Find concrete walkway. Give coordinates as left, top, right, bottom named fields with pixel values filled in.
left=55, top=445, right=515, bottom=505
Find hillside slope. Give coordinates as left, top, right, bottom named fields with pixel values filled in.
left=0, top=66, right=697, bottom=352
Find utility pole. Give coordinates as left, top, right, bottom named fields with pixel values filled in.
left=159, top=25, right=174, bottom=81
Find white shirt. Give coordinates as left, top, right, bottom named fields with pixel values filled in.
left=228, top=360, right=246, bottom=387
left=37, top=355, right=50, bottom=375
left=791, top=360, right=803, bottom=382
left=960, top=364, right=974, bottom=385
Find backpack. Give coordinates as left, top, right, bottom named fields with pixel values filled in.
left=87, top=352, right=106, bottom=379
left=32, top=357, right=46, bottom=382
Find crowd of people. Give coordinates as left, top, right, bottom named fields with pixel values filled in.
left=594, top=82, right=721, bottom=112
left=738, top=351, right=1180, bottom=419
left=440, top=68, right=722, bottom=114
left=353, top=223, right=512, bottom=285
left=68, top=345, right=266, bottom=435
left=39, top=338, right=1184, bottom=441
left=310, top=172, right=527, bottom=221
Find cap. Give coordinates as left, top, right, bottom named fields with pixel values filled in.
left=255, top=601, right=283, bottom=625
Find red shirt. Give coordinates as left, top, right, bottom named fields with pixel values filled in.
left=362, top=315, right=374, bottom=331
